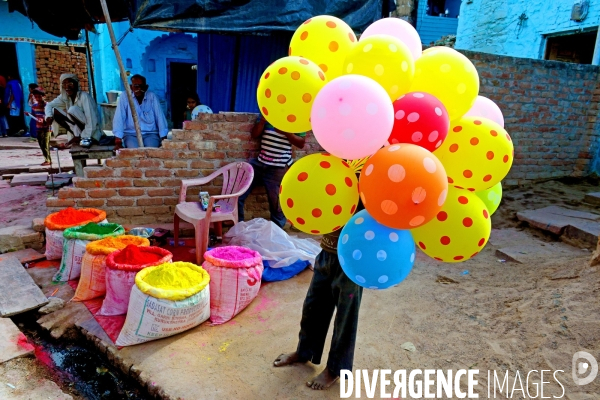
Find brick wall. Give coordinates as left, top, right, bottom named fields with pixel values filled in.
left=35, top=45, right=89, bottom=99
left=47, top=52, right=600, bottom=223
left=462, top=51, right=600, bottom=185
left=46, top=113, right=323, bottom=225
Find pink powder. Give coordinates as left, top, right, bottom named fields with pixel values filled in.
left=204, top=246, right=262, bottom=268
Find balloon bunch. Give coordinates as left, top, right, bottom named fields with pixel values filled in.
left=256, top=16, right=514, bottom=290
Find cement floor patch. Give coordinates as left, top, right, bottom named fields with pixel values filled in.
left=0, top=318, right=33, bottom=363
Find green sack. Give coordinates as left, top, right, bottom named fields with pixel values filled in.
left=54, top=223, right=125, bottom=282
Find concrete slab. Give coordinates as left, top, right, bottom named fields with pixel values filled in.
left=27, top=267, right=93, bottom=340
left=516, top=206, right=600, bottom=245
left=0, top=256, right=48, bottom=317
left=2, top=248, right=45, bottom=264
left=0, top=318, right=33, bottom=363
left=565, top=221, right=600, bottom=246
left=10, top=172, right=48, bottom=187
left=490, top=228, right=589, bottom=263
left=0, top=225, right=45, bottom=254
left=583, top=192, right=600, bottom=206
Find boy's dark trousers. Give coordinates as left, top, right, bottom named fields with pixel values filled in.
left=296, top=250, right=363, bottom=376
left=37, top=130, right=51, bottom=163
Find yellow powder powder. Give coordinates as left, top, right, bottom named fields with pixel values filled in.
left=142, top=264, right=204, bottom=290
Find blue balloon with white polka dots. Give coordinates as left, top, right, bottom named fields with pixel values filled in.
left=338, top=209, right=415, bottom=289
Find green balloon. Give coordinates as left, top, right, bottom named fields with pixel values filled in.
left=475, top=183, right=502, bottom=215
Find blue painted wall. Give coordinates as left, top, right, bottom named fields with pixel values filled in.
left=0, top=2, right=84, bottom=43
left=88, top=22, right=197, bottom=115
left=455, top=0, right=600, bottom=58
left=196, top=32, right=291, bottom=113
left=416, top=0, right=460, bottom=45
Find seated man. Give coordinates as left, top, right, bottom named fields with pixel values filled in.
left=113, top=74, right=168, bottom=149
left=44, top=73, right=103, bottom=148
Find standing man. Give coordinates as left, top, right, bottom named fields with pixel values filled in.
left=112, top=74, right=168, bottom=149
left=4, top=74, right=24, bottom=136
left=44, top=73, right=103, bottom=148
left=238, top=115, right=306, bottom=228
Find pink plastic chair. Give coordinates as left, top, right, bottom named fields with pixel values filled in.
left=174, top=162, right=254, bottom=264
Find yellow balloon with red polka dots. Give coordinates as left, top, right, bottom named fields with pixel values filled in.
left=257, top=56, right=327, bottom=133
left=290, top=15, right=357, bottom=80
left=410, top=187, right=492, bottom=263
left=343, top=34, right=415, bottom=101
left=280, top=153, right=359, bottom=235
left=409, top=46, right=479, bottom=121
left=434, top=116, right=514, bottom=192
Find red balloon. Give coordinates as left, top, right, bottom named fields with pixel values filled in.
left=388, top=92, right=450, bottom=152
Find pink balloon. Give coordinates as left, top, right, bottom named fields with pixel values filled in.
left=311, top=75, right=394, bottom=160
left=464, top=96, right=504, bottom=127
left=361, top=18, right=422, bottom=61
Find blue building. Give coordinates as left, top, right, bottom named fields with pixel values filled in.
left=455, top=0, right=600, bottom=64
left=415, top=0, right=461, bottom=45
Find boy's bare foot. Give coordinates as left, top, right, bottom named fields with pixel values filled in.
left=273, top=352, right=305, bottom=367
left=306, top=367, right=339, bottom=390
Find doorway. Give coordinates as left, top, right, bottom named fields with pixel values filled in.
left=0, top=42, right=24, bottom=135
left=167, top=59, right=198, bottom=129
left=545, top=30, right=598, bottom=64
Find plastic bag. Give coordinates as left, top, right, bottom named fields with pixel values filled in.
left=53, top=223, right=124, bottom=282
left=224, top=218, right=321, bottom=270
left=202, top=246, right=263, bottom=325
left=98, top=246, right=173, bottom=316
left=72, top=235, right=150, bottom=302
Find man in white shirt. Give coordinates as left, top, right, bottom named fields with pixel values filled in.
left=44, top=73, right=102, bottom=148
left=112, top=75, right=168, bottom=149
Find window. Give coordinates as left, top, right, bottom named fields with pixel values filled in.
left=544, top=30, right=598, bottom=64
left=426, top=0, right=461, bottom=18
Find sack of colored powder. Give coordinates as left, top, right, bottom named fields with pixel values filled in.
left=72, top=235, right=150, bottom=302
left=98, top=246, right=173, bottom=316
left=53, top=223, right=124, bottom=282
left=116, top=262, right=210, bottom=346
left=44, top=207, right=107, bottom=260
left=202, top=246, right=263, bottom=325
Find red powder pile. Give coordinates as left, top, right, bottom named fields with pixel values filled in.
left=114, top=245, right=163, bottom=264
left=51, top=207, right=98, bottom=225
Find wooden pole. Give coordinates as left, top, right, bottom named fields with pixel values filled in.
left=84, top=31, right=97, bottom=101
left=99, top=0, right=144, bottom=147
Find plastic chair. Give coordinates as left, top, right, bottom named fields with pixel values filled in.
left=174, top=162, right=254, bottom=264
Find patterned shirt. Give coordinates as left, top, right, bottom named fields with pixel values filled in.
left=31, top=101, right=49, bottom=131
left=258, top=121, right=306, bottom=168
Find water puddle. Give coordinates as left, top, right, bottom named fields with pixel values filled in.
left=11, top=313, right=151, bottom=400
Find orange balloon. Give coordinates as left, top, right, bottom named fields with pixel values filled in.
left=359, top=144, right=448, bottom=229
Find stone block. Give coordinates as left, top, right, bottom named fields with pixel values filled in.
left=32, top=218, right=45, bottom=232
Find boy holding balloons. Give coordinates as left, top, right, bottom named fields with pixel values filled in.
left=238, top=114, right=306, bottom=228
left=273, top=197, right=364, bottom=390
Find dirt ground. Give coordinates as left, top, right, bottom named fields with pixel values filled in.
left=1, top=177, right=599, bottom=399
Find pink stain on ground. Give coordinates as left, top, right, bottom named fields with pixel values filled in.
left=252, top=293, right=277, bottom=314
left=34, top=344, right=55, bottom=369
left=16, top=333, right=35, bottom=352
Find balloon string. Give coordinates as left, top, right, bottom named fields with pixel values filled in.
left=345, top=156, right=370, bottom=173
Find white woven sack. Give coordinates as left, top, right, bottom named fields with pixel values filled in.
left=116, top=285, right=210, bottom=346
left=53, top=238, right=89, bottom=282
left=45, top=228, right=64, bottom=261
left=202, top=260, right=264, bottom=325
